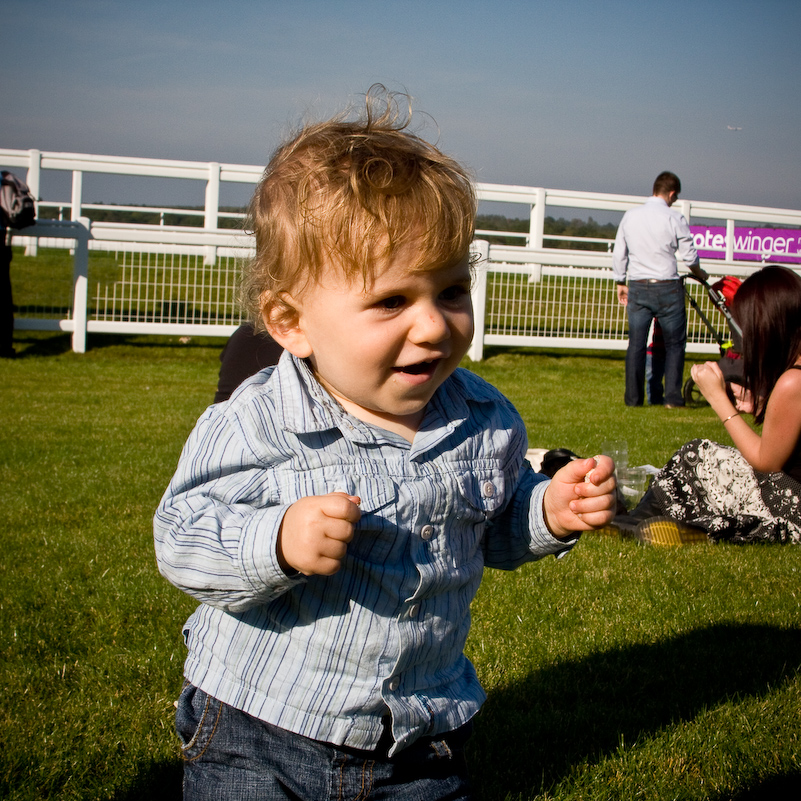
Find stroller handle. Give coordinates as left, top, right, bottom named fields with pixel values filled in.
left=688, top=261, right=710, bottom=283
left=683, top=268, right=744, bottom=345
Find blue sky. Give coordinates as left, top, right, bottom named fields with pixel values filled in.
left=3, top=0, right=800, bottom=212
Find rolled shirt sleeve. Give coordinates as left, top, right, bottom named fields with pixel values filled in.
left=154, top=405, right=304, bottom=611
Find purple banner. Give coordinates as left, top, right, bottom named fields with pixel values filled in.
left=691, top=226, right=801, bottom=264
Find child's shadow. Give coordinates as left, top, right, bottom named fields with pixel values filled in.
left=116, top=623, right=800, bottom=800
left=469, top=622, right=801, bottom=799
left=112, top=759, right=182, bottom=801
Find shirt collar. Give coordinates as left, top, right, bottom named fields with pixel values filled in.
left=270, top=352, right=496, bottom=453
left=272, top=352, right=364, bottom=437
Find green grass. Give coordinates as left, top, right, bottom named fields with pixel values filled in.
left=1, top=331, right=799, bottom=800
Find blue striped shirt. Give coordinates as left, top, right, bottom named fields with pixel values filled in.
left=154, top=352, right=576, bottom=754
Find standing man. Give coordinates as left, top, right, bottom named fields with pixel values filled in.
left=612, top=171, right=700, bottom=407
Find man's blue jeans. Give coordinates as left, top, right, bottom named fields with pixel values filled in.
left=625, top=280, right=686, bottom=407
left=175, top=682, right=474, bottom=800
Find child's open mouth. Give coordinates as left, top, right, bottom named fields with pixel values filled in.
left=395, top=359, right=440, bottom=376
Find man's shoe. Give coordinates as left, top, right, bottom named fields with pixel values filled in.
left=664, top=403, right=684, bottom=409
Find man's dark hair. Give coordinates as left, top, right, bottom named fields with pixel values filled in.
left=653, top=171, right=681, bottom=197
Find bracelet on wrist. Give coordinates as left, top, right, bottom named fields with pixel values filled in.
left=721, top=411, right=741, bottom=424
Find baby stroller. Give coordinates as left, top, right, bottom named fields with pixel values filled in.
left=682, top=264, right=743, bottom=405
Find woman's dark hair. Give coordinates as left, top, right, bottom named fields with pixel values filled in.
left=733, top=265, right=801, bottom=424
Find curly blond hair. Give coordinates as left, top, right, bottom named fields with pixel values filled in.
left=241, top=87, right=476, bottom=329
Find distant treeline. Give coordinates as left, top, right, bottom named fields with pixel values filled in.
left=476, top=214, right=617, bottom=250
left=36, top=206, right=619, bottom=247
left=37, top=205, right=246, bottom=229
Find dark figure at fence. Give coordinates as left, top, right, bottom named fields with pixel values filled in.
left=616, top=265, right=801, bottom=545
left=1, top=227, right=14, bottom=358
left=214, top=322, right=284, bottom=403
left=612, top=171, right=700, bottom=407
left=154, top=88, right=617, bottom=801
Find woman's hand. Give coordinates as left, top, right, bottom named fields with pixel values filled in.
left=729, top=382, right=755, bottom=415
left=690, top=361, right=728, bottom=404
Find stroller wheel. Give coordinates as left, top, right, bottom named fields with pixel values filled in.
left=683, top=377, right=705, bottom=406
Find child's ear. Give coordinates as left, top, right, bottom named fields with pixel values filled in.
left=262, top=294, right=313, bottom=358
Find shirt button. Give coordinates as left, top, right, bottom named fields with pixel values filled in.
left=409, top=603, right=420, bottom=618
left=420, top=525, right=434, bottom=540
left=482, top=481, right=495, bottom=498
left=388, top=678, right=399, bottom=691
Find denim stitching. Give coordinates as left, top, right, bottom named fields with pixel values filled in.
left=355, top=759, right=374, bottom=800
left=337, top=757, right=345, bottom=801
left=430, top=738, right=453, bottom=759
left=335, top=755, right=375, bottom=801
left=182, top=692, right=224, bottom=763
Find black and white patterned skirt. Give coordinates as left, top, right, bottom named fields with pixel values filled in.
left=651, top=438, right=801, bottom=544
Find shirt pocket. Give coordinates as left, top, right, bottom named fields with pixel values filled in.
left=347, top=477, right=399, bottom=565
left=273, top=468, right=399, bottom=565
left=455, top=468, right=508, bottom=518
left=448, top=467, right=508, bottom=566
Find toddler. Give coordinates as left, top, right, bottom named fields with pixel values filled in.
left=155, top=89, right=615, bottom=800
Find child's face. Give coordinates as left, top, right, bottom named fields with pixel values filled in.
left=272, top=248, right=474, bottom=438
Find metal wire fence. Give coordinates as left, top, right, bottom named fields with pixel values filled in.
left=92, top=250, right=244, bottom=325
left=481, top=266, right=723, bottom=346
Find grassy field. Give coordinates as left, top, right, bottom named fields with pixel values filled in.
left=0, top=331, right=799, bottom=800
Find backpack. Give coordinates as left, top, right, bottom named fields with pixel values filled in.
left=0, top=170, right=36, bottom=229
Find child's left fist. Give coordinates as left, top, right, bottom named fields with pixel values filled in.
left=542, top=455, right=616, bottom=537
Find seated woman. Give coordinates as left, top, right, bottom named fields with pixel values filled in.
left=619, top=264, right=801, bottom=545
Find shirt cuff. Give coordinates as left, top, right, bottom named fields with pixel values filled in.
left=239, top=505, right=306, bottom=596
left=528, top=480, right=581, bottom=558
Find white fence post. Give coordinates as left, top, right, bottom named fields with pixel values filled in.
left=530, top=188, right=545, bottom=248
left=71, top=217, right=91, bottom=353
left=528, top=187, right=545, bottom=283
left=725, top=219, right=735, bottom=261
left=468, top=239, right=489, bottom=362
left=25, top=149, right=41, bottom=256
left=70, top=171, right=83, bottom=220
left=204, top=162, right=221, bottom=265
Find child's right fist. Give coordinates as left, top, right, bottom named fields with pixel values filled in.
left=276, top=492, right=362, bottom=576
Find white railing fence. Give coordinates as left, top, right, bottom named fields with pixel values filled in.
left=3, top=147, right=800, bottom=355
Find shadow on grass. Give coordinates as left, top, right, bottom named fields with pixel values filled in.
left=13, top=331, right=73, bottom=357
left=70, top=332, right=225, bottom=352
left=112, top=758, right=183, bottom=801
left=479, top=345, right=626, bottom=363
left=470, top=623, right=801, bottom=799
left=12, top=330, right=225, bottom=357
left=730, top=772, right=801, bottom=800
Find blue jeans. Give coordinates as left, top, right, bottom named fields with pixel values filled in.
left=646, top=319, right=666, bottom=405
left=175, top=683, right=474, bottom=800
left=625, top=280, right=686, bottom=407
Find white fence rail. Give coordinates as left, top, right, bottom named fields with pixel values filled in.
left=3, top=147, right=800, bottom=354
